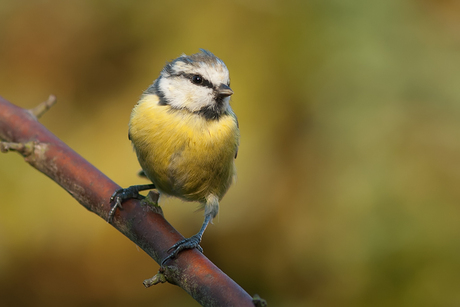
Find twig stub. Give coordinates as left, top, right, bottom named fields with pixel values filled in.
left=28, top=95, right=57, bottom=119
left=0, top=141, right=35, bottom=156
left=143, top=271, right=167, bottom=288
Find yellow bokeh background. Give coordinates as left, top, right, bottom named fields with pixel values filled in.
left=1, top=1, right=460, bottom=306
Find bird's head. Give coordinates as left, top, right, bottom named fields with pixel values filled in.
left=148, top=49, right=233, bottom=120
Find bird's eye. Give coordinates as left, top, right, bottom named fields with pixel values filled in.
left=192, top=74, right=203, bottom=85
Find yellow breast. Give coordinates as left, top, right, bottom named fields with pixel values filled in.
left=128, top=94, right=239, bottom=202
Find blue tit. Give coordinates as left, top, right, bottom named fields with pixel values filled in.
left=110, top=49, right=239, bottom=265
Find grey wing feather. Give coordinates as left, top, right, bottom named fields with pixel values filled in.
left=231, top=110, right=239, bottom=159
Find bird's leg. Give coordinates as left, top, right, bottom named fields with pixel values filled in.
left=108, top=183, right=156, bottom=223
left=161, top=213, right=212, bottom=266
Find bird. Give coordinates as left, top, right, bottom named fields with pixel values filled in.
left=109, top=49, right=239, bottom=265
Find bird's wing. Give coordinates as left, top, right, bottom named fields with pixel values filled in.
left=232, top=111, right=239, bottom=159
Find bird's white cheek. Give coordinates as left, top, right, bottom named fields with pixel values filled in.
left=159, top=78, right=173, bottom=99
left=184, top=88, right=214, bottom=112
left=159, top=77, right=216, bottom=112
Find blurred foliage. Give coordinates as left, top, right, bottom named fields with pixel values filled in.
left=1, top=0, right=460, bottom=306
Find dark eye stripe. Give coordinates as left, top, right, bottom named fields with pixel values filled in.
left=182, top=73, right=214, bottom=89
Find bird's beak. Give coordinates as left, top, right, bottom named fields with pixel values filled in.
left=217, top=84, right=233, bottom=97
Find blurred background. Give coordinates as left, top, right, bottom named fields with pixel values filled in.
left=1, top=0, right=460, bottom=306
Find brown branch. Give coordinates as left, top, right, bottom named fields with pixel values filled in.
left=0, top=96, right=258, bottom=307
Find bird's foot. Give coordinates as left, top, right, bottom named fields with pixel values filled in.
left=108, top=184, right=155, bottom=223
left=161, top=234, right=204, bottom=266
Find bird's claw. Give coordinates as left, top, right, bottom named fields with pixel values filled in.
left=110, top=188, right=125, bottom=202
left=161, top=235, right=203, bottom=266
left=167, top=235, right=203, bottom=254
left=108, top=186, right=145, bottom=223
left=110, top=186, right=145, bottom=202
left=107, top=196, right=123, bottom=223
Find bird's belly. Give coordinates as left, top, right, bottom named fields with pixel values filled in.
left=139, top=139, right=235, bottom=202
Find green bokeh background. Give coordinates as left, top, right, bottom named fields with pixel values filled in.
left=1, top=1, right=460, bottom=306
